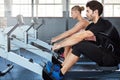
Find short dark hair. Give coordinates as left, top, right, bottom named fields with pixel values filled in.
left=86, top=0, right=103, bottom=16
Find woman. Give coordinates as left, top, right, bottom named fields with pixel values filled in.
left=51, top=5, right=89, bottom=59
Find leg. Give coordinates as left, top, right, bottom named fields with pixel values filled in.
left=61, top=53, right=79, bottom=74
left=62, top=40, right=118, bottom=75
left=46, top=53, right=79, bottom=80
left=62, top=48, right=72, bottom=66
left=63, top=46, right=71, bottom=58
left=49, top=40, right=118, bottom=80
left=72, top=40, right=118, bottom=66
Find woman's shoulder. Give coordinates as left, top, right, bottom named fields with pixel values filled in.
left=79, top=18, right=89, bottom=26
left=83, top=18, right=89, bottom=23
left=74, top=19, right=89, bottom=29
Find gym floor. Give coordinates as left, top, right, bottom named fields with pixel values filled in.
left=0, top=49, right=120, bottom=80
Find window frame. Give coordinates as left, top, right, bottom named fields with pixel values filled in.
left=34, top=0, right=63, bottom=17
left=0, top=0, right=4, bottom=17
left=69, top=0, right=120, bottom=17
left=12, top=0, right=32, bottom=17
left=103, top=2, right=120, bottom=17
left=11, top=0, right=63, bottom=17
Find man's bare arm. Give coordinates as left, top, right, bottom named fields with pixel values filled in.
left=52, top=30, right=94, bottom=50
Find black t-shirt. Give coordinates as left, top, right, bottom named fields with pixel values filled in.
left=86, top=18, right=120, bottom=58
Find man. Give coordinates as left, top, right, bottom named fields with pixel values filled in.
left=47, top=1, right=120, bottom=80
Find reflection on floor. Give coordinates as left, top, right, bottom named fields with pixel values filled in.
left=0, top=49, right=120, bottom=80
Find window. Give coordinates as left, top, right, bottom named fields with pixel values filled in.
left=70, top=0, right=120, bottom=17
left=114, top=5, right=120, bottom=17
left=0, top=0, right=4, bottom=17
left=12, top=0, right=31, bottom=17
left=11, top=0, right=120, bottom=17
left=12, top=0, right=63, bottom=17
left=34, top=0, right=63, bottom=17
left=104, top=0, right=120, bottom=4
left=104, top=5, right=113, bottom=17
left=104, top=0, right=120, bottom=17
left=69, top=0, right=102, bottom=17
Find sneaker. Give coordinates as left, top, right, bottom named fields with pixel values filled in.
left=45, top=62, right=63, bottom=80
left=53, top=64, right=61, bottom=71
left=51, top=69, right=63, bottom=80
left=45, top=61, right=53, bottom=73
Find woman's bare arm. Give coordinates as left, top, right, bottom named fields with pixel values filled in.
left=51, top=20, right=89, bottom=43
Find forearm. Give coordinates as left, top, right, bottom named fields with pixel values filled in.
left=58, top=34, right=84, bottom=48
left=52, top=22, right=86, bottom=43
left=52, top=31, right=94, bottom=51
left=52, top=30, right=74, bottom=43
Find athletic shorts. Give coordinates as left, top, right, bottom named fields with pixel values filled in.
left=72, top=40, right=118, bottom=66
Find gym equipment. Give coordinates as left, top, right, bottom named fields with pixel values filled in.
left=9, top=17, right=52, bottom=61
left=0, top=15, right=45, bottom=75
left=25, top=17, right=52, bottom=50
left=5, top=17, right=52, bottom=61
left=0, top=64, right=13, bottom=76
left=43, top=56, right=120, bottom=80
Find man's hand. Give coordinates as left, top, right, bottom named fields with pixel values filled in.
left=52, top=43, right=61, bottom=51
left=51, top=38, right=55, bottom=44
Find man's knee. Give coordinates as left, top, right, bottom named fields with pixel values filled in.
left=72, top=41, right=87, bottom=57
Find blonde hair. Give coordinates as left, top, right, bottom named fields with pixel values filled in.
left=72, top=5, right=84, bottom=14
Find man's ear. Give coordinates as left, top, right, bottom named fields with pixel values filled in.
left=94, top=9, right=98, bottom=14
